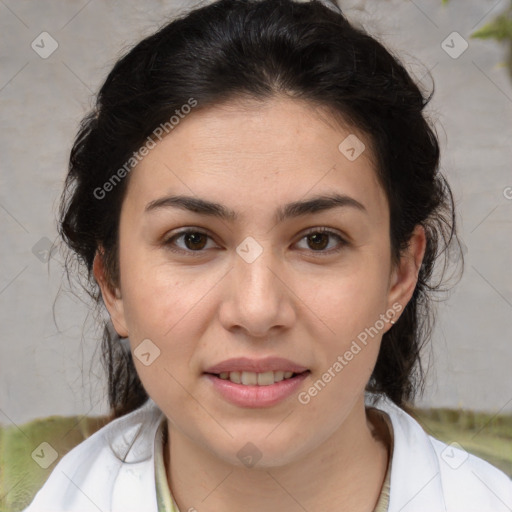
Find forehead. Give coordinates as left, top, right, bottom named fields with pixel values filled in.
left=122, top=96, right=388, bottom=222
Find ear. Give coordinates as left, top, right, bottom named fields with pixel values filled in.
left=92, top=248, right=129, bottom=338
left=386, top=224, right=427, bottom=318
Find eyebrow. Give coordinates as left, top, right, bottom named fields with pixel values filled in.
left=144, top=192, right=367, bottom=223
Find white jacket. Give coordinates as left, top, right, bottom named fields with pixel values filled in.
left=23, top=396, right=512, bottom=512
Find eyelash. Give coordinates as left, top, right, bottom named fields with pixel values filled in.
left=162, top=227, right=348, bottom=257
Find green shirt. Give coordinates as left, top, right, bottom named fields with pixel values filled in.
left=154, top=410, right=393, bottom=512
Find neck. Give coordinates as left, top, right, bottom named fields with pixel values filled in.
left=163, top=396, right=390, bottom=512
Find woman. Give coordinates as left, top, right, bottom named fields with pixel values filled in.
left=23, top=0, right=512, bottom=511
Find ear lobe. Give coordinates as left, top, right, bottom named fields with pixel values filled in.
left=387, top=225, right=427, bottom=312
left=92, top=249, right=129, bottom=338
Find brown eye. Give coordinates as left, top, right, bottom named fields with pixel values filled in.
left=163, top=227, right=347, bottom=257
left=163, top=229, right=215, bottom=255
left=307, top=232, right=330, bottom=251
left=296, top=228, right=348, bottom=255
left=182, top=232, right=208, bottom=250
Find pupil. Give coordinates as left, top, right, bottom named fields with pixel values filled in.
left=309, top=233, right=328, bottom=250
left=186, top=232, right=206, bottom=250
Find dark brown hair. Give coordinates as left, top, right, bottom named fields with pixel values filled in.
left=58, top=0, right=463, bottom=419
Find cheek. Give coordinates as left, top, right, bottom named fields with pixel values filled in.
left=118, top=257, right=225, bottom=388
left=296, top=254, right=390, bottom=398
left=306, top=257, right=390, bottom=338
left=119, top=247, right=202, bottom=338
left=119, top=265, right=206, bottom=408
left=122, top=282, right=201, bottom=363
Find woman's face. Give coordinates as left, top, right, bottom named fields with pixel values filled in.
left=96, top=96, right=423, bottom=467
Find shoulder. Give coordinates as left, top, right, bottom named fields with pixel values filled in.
left=22, top=399, right=164, bottom=512
left=369, top=394, right=512, bottom=512
left=427, top=434, right=512, bottom=511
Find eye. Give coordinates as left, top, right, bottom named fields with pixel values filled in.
left=163, top=229, right=217, bottom=255
left=295, top=228, right=348, bottom=255
left=162, top=227, right=348, bottom=257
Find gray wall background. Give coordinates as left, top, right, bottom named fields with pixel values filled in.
left=1, top=0, right=511, bottom=426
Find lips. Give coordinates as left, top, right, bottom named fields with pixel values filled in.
left=205, top=371, right=310, bottom=408
left=204, top=356, right=309, bottom=375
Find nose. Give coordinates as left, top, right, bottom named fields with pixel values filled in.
left=218, top=239, right=296, bottom=339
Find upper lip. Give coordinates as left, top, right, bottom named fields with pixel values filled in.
left=204, top=357, right=309, bottom=374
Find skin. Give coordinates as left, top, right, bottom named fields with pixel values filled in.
left=94, top=95, right=426, bottom=512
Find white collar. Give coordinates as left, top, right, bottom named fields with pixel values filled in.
left=24, top=395, right=512, bottom=512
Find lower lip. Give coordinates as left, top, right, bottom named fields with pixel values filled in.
left=204, top=372, right=310, bottom=408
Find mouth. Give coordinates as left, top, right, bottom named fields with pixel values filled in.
left=204, top=369, right=311, bottom=408
left=203, top=357, right=311, bottom=407
left=205, top=370, right=311, bottom=386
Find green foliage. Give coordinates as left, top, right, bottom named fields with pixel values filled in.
left=0, top=415, right=109, bottom=512
left=414, top=408, right=512, bottom=477
left=472, top=9, right=512, bottom=42
left=442, top=0, right=512, bottom=78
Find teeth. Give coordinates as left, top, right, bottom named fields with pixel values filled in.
left=241, top=371, right=258, bottom=385
left=274, top=371, right=284, bottom=382
left=217, top=370, right=299, bottom=385
left=257, top=371, right=274, bottom=385
left=229, top=371, right=241, bottom=383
